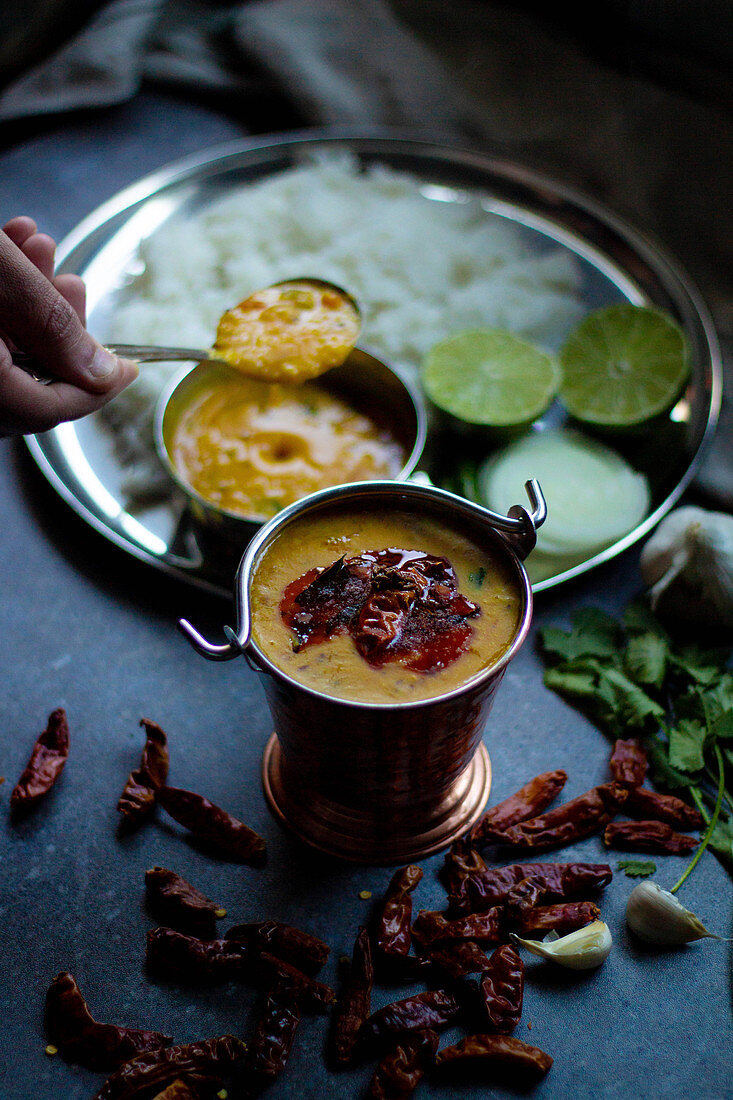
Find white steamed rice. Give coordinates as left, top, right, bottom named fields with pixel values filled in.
left=98, top=151, right=585, bottom=500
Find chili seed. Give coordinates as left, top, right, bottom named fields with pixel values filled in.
left=359, top=890, right=372, bottom=900
left=45, top=1044, right=58, bottom=1056
left=215, top=908, right=227, bottom=919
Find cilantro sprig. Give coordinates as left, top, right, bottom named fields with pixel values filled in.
left=539, top=604, right=733, bottom=869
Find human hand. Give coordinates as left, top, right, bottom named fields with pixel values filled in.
left=0, top=217, right=138, bottom=437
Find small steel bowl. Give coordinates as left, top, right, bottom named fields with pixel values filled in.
left=179, top=477, right=546, bottom=863
left=153, top=346, right=428, bottom=548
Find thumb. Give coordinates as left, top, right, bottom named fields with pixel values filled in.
left=0, top=230, right=126, bottom=393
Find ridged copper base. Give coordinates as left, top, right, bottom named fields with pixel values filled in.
left=261, top=732, right=491, bottom=864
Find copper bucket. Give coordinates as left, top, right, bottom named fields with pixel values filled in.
left=180, top=479, right=545, bottom=863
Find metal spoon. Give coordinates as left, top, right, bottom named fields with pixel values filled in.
left=12, top=277, right=361, bottom=386
left=11, top=344, right=236, bottom=386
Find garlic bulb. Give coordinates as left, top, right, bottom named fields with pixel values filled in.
left=626, top=880, right=719, bottom=946
left=640, top=506, right=733, bottom=630
left=510, top=920, right=612, bottom=970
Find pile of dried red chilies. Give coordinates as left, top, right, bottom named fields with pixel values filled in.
left=326, top=735, right=703, bottom=1095
left=46, top=860, right=333, bottom=1097
left=37, top=715, right=704, bottom=1097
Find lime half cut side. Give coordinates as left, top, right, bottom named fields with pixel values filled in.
left=421, top=328, right=561, bottom=427
left=559, top=304, right=690, bottom=427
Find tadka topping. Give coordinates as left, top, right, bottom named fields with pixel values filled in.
left=279, top=548, right=480, bottom=672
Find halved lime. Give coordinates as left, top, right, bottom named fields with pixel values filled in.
left=421, top=329, right=561, bottom=427
left=559, top=304, right=690, bottom=427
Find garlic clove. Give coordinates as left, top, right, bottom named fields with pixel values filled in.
left=510, top=920, right=612, bottom=970
left=625, top=880, right=720, bottom=946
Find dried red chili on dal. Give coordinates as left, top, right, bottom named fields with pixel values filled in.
left=11, top=708, right=69, bottom=809
left=280, top=548, right=479, bottom=671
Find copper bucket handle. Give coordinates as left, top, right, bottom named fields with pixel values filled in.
left=178, top=478, right=546, bottom=663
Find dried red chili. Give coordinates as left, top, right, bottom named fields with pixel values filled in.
left=471, top=770, right=568, bottom=846
left=377, top=864, right=423, bottom=961
left=254, top=951, right=335, bottom=1013
left=146, top=928, right=247, bottom=985
left=518, top=901, right=601, bottom=936
left=280, top=549, right=480, bottom=672
left=10, top=708, right=69, bottom=810
left=145, top=867, right=223, bottom=939
left=487, top=783, right=629, bottom=852
left=462, top=862, right=613, bottom=915
left=225, top=918, right=329, bottom=975
left=367, top=1028, right=439, bottom=1099
left=117, top=719, right=169, bottom=831
left=603, top=820, right=699, bottom=854
left=150, top=1082, right=196, bottom=1100
left=330, top=926, right=373, bottom=1066
left=442, top=839, right=488, bottom=913
left=45, top=972, right=171, bottom=1071
left=412, top=909, right=502, bottom=948
left=626, top=786, right=704, bottom=830
left=362, top=991, right=460, bottom=1046
left=427, top=940, right=492, bottom=980
left=478, top=945, right=524, bottom=1033
left=434, top=1034, right=552, bottom=1079
left=156, top=786, right=266, bottom=864
left=609, top=738, right=647, bottom=787
left=94, top=1035, right=247, bottom=1100
left=243, top=985, right=301, bottom=1092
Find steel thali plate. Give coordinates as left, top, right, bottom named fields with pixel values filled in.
left=25, top=131, right=722, bottom=597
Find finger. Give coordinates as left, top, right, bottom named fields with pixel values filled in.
left=2, top=216, right=38, bottom=248
left=53, top=273, right=86, bottom=325
left=0, top=343, right=138, bottom=436
left=0, top=230, right=123, bottom=393
left=21, top=232, right=56, bottom=282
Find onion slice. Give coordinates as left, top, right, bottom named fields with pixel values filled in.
left=478, top=429, right=650, bottom=558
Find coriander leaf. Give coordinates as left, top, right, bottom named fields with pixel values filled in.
left=543, top=666, right=599, bottom=699
left=708, top=709, right=733, bottom=742
left=618, top=860, right=656, bottom=878
left=708, top=816, right=733, bottom=863
left=622, top=601, right=668, bottom=638
left=644, top=737, right=695, bottom=790
left=670, top=645, right=727, bottom=686
left=539, top=626, right=617, bottom=662
left=468, top=567, right=486, bottom=587
left=592, top=664, right=665, bottom=728
left=571, top=607, right=623, bottom=647
left=624, top=632, right=668, bottom=689
left=668, top=718, right=706, bottom=773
